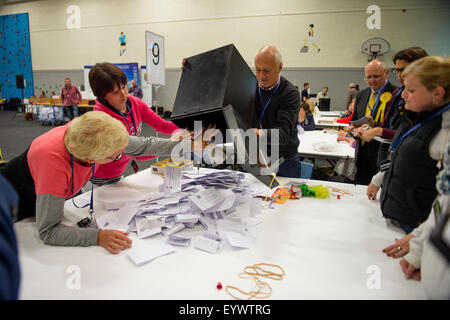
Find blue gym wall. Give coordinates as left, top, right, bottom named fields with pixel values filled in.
left=0, top=12, right=34, bottom=100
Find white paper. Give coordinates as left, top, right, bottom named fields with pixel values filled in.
left=104, top=201, right=126, bottom=211
left=166, top=235, right=191, bottom=247
left=161, top=223, right=185, bottom=237
left=164, top=165, right=182, bottom=193
left=225, top=231, right=254, bottom=249
left=96, top=211, right=128, bottom=232
left=136, top=216, right=163, bottom=239
left=127, top=243, right=175, bottom=266
left=189, top=188, right=225, bottom=211
left=117, top=202, right=140, bottom=226
left=216, top=218, right=245, bottom=234
left=175, top=214, right=199, bottom=224
left=193, top=235, right=220, bottom=254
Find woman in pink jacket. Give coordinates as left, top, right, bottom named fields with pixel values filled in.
left=89, top=62, right=181, bottom=185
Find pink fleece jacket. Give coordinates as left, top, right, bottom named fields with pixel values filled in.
left=94, top=95, right=179, bottom=179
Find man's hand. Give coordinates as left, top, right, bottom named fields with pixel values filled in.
left=252, top=128, right=265, bottom=137
left=352, top=127, right=364, bottom=137
left=360, top=127, right=383, bottom=142
left=399, top=258, right=421, bottom=281
left=98, top=230, right=132, bottom=254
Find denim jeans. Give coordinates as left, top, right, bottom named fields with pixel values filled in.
left=65, top=105, right=79, bottom=120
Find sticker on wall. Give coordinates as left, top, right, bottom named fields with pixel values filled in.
left=300, top=24, right=321, bottom=53
left=119, top=32, right=126, bottom=56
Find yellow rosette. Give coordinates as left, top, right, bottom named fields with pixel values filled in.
left=374, top=92, right=392, bottom=123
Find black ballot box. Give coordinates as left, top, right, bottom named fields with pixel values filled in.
left=170, top=44, right=257, bottom=133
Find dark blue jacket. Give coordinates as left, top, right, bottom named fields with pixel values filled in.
left=0, top=174, right=20, bottom=300
left=299, top=113, right=316, bottom=131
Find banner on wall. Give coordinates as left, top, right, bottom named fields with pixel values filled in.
left=83, top=62, right=139, bottom=95
left=145, top=31, right=165, bottom=85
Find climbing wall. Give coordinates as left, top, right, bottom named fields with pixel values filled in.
left=0, top=12, right=34, bottom=99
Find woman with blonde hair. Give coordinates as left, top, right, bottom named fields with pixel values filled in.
left=0, top=111, right=192, bottom=254
left=367, top=56, right=450, bottom=234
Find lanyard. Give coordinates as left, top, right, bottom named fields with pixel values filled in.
left=258, top=80, right=281, bottom=127
left=391, top=103, right=450, bottom=151
left=385, top=87, right=404, bottom=129
left=366, top=81, right=388, bottom=117
left=70, top=155, right=95, bottom=215
left=118, top=103, right=138, bottom=136
left=102, top=98, right=138, bottom=136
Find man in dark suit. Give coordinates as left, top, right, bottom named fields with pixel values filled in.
left=350, top=60, right=397, bottom=185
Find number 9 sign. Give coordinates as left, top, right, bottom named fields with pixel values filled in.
left=146, top=31, right=165, bottom=85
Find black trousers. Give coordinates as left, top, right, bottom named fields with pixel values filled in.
left=355, top=140, right=380, bottom=185
left=0, top=148, right=36, bottom=222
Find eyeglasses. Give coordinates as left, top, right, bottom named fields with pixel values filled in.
left=107, top=152, right=123, bottom=161
left=391, top=68, right=405, bottom=75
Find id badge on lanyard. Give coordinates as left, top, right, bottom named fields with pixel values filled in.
left=120, top=105, right=140, bottom=174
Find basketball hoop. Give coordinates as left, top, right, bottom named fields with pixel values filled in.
left=361, top=38, right=390, bottom=61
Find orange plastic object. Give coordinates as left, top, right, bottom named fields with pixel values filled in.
left=271, top=188, right=290, bottom=204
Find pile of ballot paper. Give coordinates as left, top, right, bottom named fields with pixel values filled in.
left=96, top=170, right=269, bottom=266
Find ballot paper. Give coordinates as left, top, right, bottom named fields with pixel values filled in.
left=161, top=223, right=185, bottom=237
left=175, top=214, right=199, bottom=224
left=225, top=231, right=254, bottom=249
left=193, top=235, right=220, bottom=254
left=166, top=235, right=191, bottom=247
left=164, top=165, right=182, bottom=193
left=373, top=136, right=393, bottom=144
left=189, top=188, right=225, bottom=211
left=136, top=216, right=164, bottom=239
left=127, top=243, right=175, bottom=266
left=216, top=218, right=245, bottom=234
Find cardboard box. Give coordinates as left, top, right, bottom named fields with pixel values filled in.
left=151, top=158, right=193, bottom=175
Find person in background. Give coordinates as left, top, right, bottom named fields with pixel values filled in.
left=61, top=77, right=82, bottom=120
left=359, top=47, right=429, bottom=146
left=89, top=62, right=183, bottom=186
left=367, top=56, right=450, bottom=234
left=128, top=79, right=143, bottom=100
left=337, top=129, right=356, bottom=148
left=316, top=86, right=329, bottom=101
left=0, top=175, right=20, bottom=300
left=345, top=82, right=359, bottom=110
left=336, top=99, right=355, bottom=124
left=298, top=101, right=316, bottom=131
left=350, top=60, right=397, bottom=185
left=50, top=91, right=57, bottom=98
left=306, top=98, right=320, bottom=118
left=39, top=91, right=46, bottom=98
left=301, top=82, right=309, bottom=102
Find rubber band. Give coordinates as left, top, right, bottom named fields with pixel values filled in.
left=225, top=262, right=285, bottom=300
left=327, top=186, right=353, bottom=197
